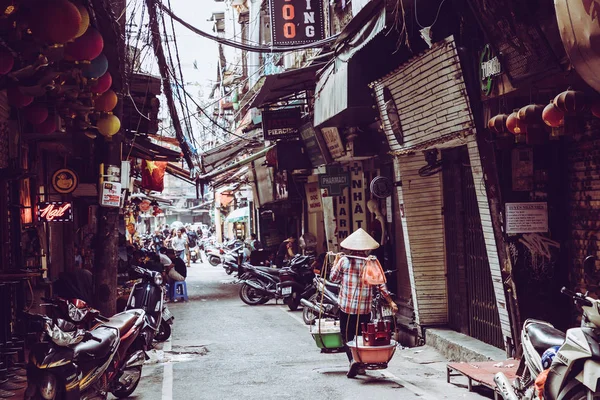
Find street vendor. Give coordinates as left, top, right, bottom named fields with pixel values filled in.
left=329, top=228, right=398, bottom=378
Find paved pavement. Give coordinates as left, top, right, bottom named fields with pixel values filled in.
left=128, top=260, right=494, bottom=400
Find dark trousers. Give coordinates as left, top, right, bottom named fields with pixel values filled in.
left=340, top=311, right=371, bottom=362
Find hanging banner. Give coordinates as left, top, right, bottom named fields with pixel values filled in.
left=321, top=127, right=345, bottom=159
left=299, top=123, right=326, bottom=168
left=349, top=161, right=367, bottom=231
left=305, top=181, right=323, bottom=213
left=269, top=0, right=325, bottom=46
left=262, top=108, right=302, bottom=141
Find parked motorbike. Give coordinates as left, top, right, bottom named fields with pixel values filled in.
left=278, top=255, right=316, bottom=311
left=24, top=309, right=147, bottom=399
left=205, top=239, right=243, bottom=266
left=126, top=265, right=174, bottom=347
left=495, top=257, right=600, bottom=400
left=190, top=246, right=200, bottom=263
left=301, top=276, right=341, bottom=325
left=40, top=296, right=109, bottom=330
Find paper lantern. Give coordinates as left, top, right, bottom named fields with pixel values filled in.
left=24, top=104, right=49, bottom=124
left=0, top=47, right=14, bottom=75
left=97, top=114, right=120, bottom=137
left=30, top=0, right=82, bottom=44
left=517, top=104, right=544, bottom=124
left=89, top=72, right=112, bottom=94
left=506, top=111, right=527, bottom=135
left=7, top=87, right=33, bottom=108
left=94, top=90, right=118, bottom=112
left=542, top=102, right=565, bottom=127
left=83, top=53, right=108, bottom=79
left=65, top=27, right=103, bottom=61
left=591, top=102, right=600, bottom=118
left=33, top=117, right=56, bottom=134
left=487, top=114, right=509, bottom=133
left=554, top=89, right=587, bottom=113
left=73, top=4, right=90, bottom=39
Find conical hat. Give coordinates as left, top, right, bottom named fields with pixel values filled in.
left=340, top=228, right=379, bottom=251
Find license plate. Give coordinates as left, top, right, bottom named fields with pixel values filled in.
left=381, top=306, right=394, bottom=317
left=281, top=286, right=292, bottom=295
left=163, top=306, right=173, bottom=320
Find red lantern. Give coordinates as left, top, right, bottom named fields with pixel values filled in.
left=24, top=104, right=49, bottom=124
left=94, top=90, right=118, bottom=112
left=542, top=102, right=565, bottom=127
left=30, top=0, right=82, bottom=44
left=33, top=117, right=57, bottom=134
left=553, top=89, right=587, bottom=113
left=0, top=47, right=14, bottom=75
left=591, top=102, right=600, bottom=118
left=139, top=200, right=151, bottom=212
left=487, top=114, right=509, bottom=133
left=65, top=27, right=104, bottom=61
left=506, top=112, right=527, bottom=135
left=89, top=72, right=112, bottom=94
left=7, top=87, right=33, bottom=108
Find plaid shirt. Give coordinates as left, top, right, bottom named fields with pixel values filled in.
left=330, top=255, right=388, bottom=315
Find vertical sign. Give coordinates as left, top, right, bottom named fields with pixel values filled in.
left=269, top=0, right=325, bottom=46
left=350, top=161, right=367, bottom=231
left=305, top=181, right=323, bottom=213
left=336, top=185, right=350, bottom=242
left=321, top=127, right=345, bottom=159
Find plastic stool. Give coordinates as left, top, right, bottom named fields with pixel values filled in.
left=172, top=281, right=188, bottom=302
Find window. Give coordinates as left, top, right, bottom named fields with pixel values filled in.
left=382, top=87, right=404, bottom=146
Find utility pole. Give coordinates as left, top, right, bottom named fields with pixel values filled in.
left=145, top=0, right=195, bottom=171
left=91, top=0, right=127, bottom=316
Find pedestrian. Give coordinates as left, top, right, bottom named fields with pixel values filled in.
left=249, top=233, right=262, bottom=251
left=170, top=229, right=188, bottom=261
left=274, top=234, right=297, bottom=267
left=186, top=228, right=198, bottom=267
left=329, top=228, right=398, bottom=378
left=152, top=229, right=164, bottom=253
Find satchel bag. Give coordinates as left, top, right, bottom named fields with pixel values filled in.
left=362, top=256, right=386, bottom=285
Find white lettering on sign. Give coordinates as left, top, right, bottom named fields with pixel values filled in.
left=350, top=161, right=366, bottom=231
left=481, top=56, right=502, bottom=80
left=305, top=181, right=323, bottom=213
left=336, top=168, right=350, bottom=241
left=39, top=203, right=72, bottom=222
left=321, top=127, right=345, bottom=159
left=505, top=202, right=548, bottom=234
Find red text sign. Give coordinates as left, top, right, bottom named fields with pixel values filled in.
left=269, top=0, right=324, bottom=45
left=38, top=202, right=73, bottom=222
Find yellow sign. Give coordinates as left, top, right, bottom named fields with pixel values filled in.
left=51, top=168, right=78, bottom=194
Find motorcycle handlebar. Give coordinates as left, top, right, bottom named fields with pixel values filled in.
left=561, top=287, right=593, bottom=307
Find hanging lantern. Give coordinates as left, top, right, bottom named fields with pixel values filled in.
left=487, top=114, right=509, bottom=133
left=24, top=104, right=49, bottom=124
left=97, top=114, right=120, bottom=137
left=89, top=72, right=112, bottom=94
left=82, top=53, right=108, bottom=79
left=33, top=117, right=56, bottom=134
left=506, top=111, right=527, bottom=135
left=0, top=47, right=14, bottom=75
left=542, top=101, right=565, bottom=127
left=65, top=27, right=103, bottom=62
left=30, top=0, right=82, bottom=44
left=94, top=90, right=118, bottom=112
left=518, top=104, right=547, bottom=145
left=73, top=4, right=90, bottom=39
left=553, top=89, right=587, bottom=113
left=7, top=86, right=33, bottom=108
left=591, top=101, right=600, bottom=118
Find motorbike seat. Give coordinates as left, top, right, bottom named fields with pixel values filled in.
left=526, top=322, right=565, bottom=354
left=101, top=310, right=143, bottom=337
left=73, top=326, right=118, bottom=359
left=254, top=266, right=281, bottom=276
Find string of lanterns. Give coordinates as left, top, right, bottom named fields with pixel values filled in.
left=0, top=0, right=121, bottom=139
left=488, top=89, right=600, bottom=146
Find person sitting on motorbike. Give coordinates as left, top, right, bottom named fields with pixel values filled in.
left=274, top=235, right=297, bottom=267
left=165, top=249, right=187, bottom=300
left=152, top=229, right=164, bottom=253
left=329, top=228, right=398, bottom=378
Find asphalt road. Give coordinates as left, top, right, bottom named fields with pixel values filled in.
left=129, top=260, right=492, bottom=400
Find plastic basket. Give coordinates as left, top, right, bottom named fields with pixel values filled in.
left=311, top=331, right=344, bottom=349
left=347, top=337, right=397, bottom=364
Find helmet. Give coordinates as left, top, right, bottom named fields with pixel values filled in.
left=541, top=346, right=561, bottom=369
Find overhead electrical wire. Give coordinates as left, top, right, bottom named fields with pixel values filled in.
left=156, top=1, right=339, bottom=53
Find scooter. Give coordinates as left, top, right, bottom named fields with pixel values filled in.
left=205, top=239, right=243, bottom=266
left=495, top=257, right=600, bottom=400
left=278, top=255, right=316, bottom=311
left=25, top=309, right=147, bottom=399
left=126, top=265, right=174, bottom=347
left=301, top=276, right=341, bottom=325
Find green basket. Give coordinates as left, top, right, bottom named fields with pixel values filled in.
left=311, top=332, right=344, bottom=349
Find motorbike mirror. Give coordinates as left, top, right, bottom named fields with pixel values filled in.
left=584, top=256, right=597, bottom=279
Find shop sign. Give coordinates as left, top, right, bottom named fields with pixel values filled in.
left=305, top=181, right=323, bottom=213
left=479, top=44, right=502, bottom=96
left=320, top=127, right=345, bottom=159
left=100, top=181, right=122, bottom=208
left=349, top=162, right=366, bottom=231
left=336, top=186, right=350, bottom=241
left=299, top=123, right=326, bottom=168
left=262, top=108, right=302, bottom=141
left=269, top=0, right=325, bottom=46
left=37, top=201, right=73, bottom=222
left=318, top=165, right=350, bottom=196
left=505, top=202, right=548, bottom=234
left=51, top=168, right=78, bottom=194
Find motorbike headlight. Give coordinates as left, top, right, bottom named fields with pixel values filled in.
left=67, top=302, right=88, bottom=322
left=39, top=372, right=57, bottom=399
left=154, top=274, right=163, bottom=285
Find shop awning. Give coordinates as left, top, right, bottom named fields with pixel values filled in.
left=165, top=163, right=195, bottom=185
left=201, top=130, right=262, bottom=173
left=249, top=64, right=322, bottom=109
left=225, top=207, right=249, bottom=223
left=128, top=138, right=182, bottom=162
left=199, top=145, right=275, bottom=181
left=314, top=5, right=386, bottom=127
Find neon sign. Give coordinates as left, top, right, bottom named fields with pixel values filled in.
left=37, top=202, right=73, bottom=222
